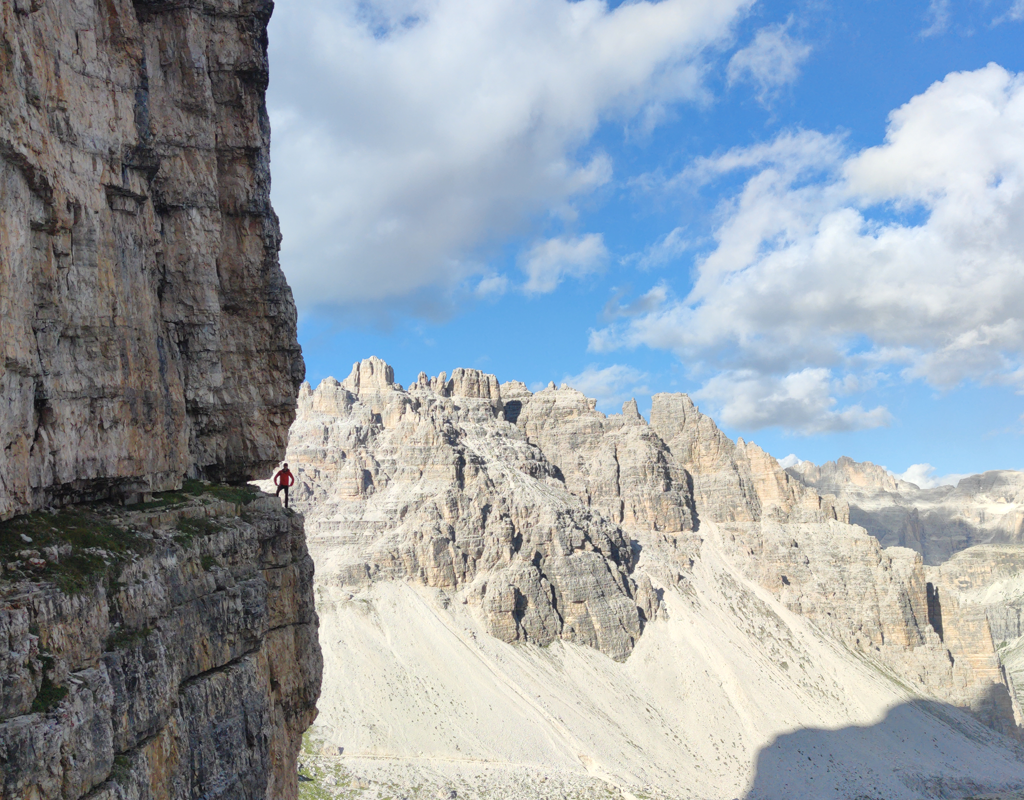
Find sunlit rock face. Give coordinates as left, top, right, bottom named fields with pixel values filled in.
left=789, top=457, right=1024, bottom=564
left=0, top=0, right=304, bottom=521
left=283, top=360, right=648, bottom=661
left=281, top=358, right=1019, bottom=742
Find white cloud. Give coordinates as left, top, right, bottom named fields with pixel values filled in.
left=562, top=364, right=649, bottom=413
left=921, top=0, right=951, bottom=37
left=777, top=453, right=803, bottom=469
left=993, top=0, right=1023, bottom=24
left=694, top=369, right=891, bottom=434
left=592, top=64, right=1024, bottom=433
left=521, top=234, right=608, bottom=294
left=269, top=0, right=752, bottom=312
left=626, top=227, right=690, bottom=270
left=726, top=19, right=811, bottom=104
left=475, top=274, right=508, bottom=298
left=603, top=283, right=670, bottom=320
left=896, top=463, right=968, bottom=489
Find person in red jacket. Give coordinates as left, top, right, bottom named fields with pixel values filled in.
left=273, top=463, right=295, bottom=508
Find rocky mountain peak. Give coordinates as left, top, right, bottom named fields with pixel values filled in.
left=341, top=355, right=396, bottom=394
left=789, top=456, right=905, bottom=493
left=279, top=358, right=1024, bottom=794
left=787, top=456, right=1024, bottom=565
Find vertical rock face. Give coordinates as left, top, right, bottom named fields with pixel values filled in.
left=1, top=1, right=320, bottom=796
left=646, top=398, right=1015, bottom=729
left=0, top=0, right=304, bottom=520
left=284, top=358, right=1019, bottom=741
left=280, top=371, right=646, bottom=661
left=0, top=491, right=322, bottom=800
left=924, top=545, right=1024, bottom=734
left=516, top=386, right=696, bottom=535
left=788, top=457, right=1024, bottom=563
left=649, top=393, right=844, bottom=525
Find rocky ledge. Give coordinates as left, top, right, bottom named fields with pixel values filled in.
left=0, top=485, right=322, bottom=800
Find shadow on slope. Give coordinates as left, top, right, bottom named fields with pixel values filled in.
left=744, top=687, right=1024, bottom=800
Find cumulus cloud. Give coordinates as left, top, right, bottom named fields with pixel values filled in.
left=592, top=64, right=1024, bottom=433
left=562, top=364, right=649, bottom=413
left=777, top=454, right=803, bottom=469
left=694, top=368, right=891, bottom=434
left=896, top=463, right=968, bottom=489
left=626, top=227, right=690, bottom=270
left=521, top=234, right=608, bottom=294
left=268, top=0, right=751, bottom=312
left=726, top=19, right=812, bottom=104
left=475, top=274, right=508, bottom=298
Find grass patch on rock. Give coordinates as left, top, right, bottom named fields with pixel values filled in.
left=175, top=516, right=225, bottom=544
left=200, top=482, right=261, bottom=506
left=30, top=671, right=68, bottom=714
left=0, top=481, right=260, bottom=592
left=105, top=626, right=153, bottom=651
left=0, top=507, right=154, bottom=594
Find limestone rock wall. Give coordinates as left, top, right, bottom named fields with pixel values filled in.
left=0, top=0, right=303, bottom=520
left=649, top=393, right=845, bottom=526
left=641, top=396, right=1013, bottom=731
left=282, top=358, right=1018, bottom=737
left=0, top=491, right=322, bottom=800
left=789, top=457, right=1024, bottom=564
left=515, top=386, right=696, bottom=536
left=279, top=371, right=648, bottom=661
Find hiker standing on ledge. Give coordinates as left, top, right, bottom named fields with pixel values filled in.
left=273, top=463, right=295, bottom=508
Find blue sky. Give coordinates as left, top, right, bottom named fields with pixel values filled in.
left=267, top=0, right=1024, bottom=485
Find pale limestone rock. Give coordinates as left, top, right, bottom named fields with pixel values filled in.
left=921, top=544, right=1024, bottom=733
left=341, top=356, right=398, bottom=396
left=0, top=0, right=303, bottom=521
left=283, top=358, right=1019, bottom=739
left=515, top=386, right=695, bottom=536
left=275, top=366, right=646, bottom=661
left=650, top=393, right=844, bottom=525
left=410, top=367, right=502, bottom=405
left=789, top=457, right=1024, bottom=564
left=643, top=395, right=1014, bottom=729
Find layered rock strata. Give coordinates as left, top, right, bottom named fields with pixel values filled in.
left=924, top=544, right=1024, bottom=728
left=283, top=359, right=645, bottom=661
left=281, top=358, right=1018, bottom=737
left=0, top=489, right=322, bottom=800
left=789, top=457, right=1024, bottom=564
left=0, top=0, right=319, bottom=796
left=0, top=0, right=303, bottom=520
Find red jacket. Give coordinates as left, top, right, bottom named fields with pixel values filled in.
left=274, top=469, right=295, bottom=487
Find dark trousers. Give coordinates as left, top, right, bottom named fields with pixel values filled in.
left=276, top=484, right=289, bottom=508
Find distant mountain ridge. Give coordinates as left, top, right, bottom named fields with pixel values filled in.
left=267, top=357, right=1024, bottom=799
left=787, top=456, right=1024, bottom=564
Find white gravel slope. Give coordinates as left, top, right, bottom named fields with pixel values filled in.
left=311, top=528, right=1024, bottom=799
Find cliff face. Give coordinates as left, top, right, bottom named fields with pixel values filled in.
left=281, top=359, right=648, bottom=661
left=789, top=457, right=1024, bottom=564
left=0, top=488, right=322, bottom=800
left=0, top=0, right=320, bottom=796
left=0, top=0, right=303, bottom=520
left=281, top=359, right=1019, bottom=761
